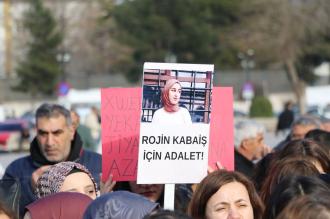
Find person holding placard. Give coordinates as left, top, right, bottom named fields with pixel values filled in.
left=115, top=181, right=164, bottom=205
left=128, top=182, right=164, bottom=203
left=114, top=181, right=192, bottom=212
left=152, top=79, right=192, bottom=125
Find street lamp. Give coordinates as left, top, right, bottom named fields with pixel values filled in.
left=56, top=51, right=71, bottom=82
left=238, top=49, right=255, bottom=82
left=164, top=51, right=177, bottom=63
left=238, top=49, right=255, bottom=101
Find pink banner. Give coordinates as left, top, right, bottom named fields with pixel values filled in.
left=101, top=88, right=141, bottom=182
left=208, top=87, right=234, bottom=170
left=101, top=87, right=234, bottom=181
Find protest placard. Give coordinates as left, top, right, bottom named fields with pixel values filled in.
left=101, top=88, right=141, bottom=182
left=101, top=86, right=234, bottom=182
left=208, top=87, right=234, bottom=170
left=137, top=62, right=214, bottom=184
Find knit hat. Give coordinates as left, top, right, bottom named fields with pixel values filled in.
left=35, top=161, right=98, bottom=199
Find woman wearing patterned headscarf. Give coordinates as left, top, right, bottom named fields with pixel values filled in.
left=152, top=79, right=192, bottom=125
left=35, top=161, right=98, bottom=199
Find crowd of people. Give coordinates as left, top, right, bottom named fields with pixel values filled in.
left=0, top=97, right=330, bottom=218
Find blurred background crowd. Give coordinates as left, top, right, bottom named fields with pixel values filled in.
left=0, top=0, right=330, bottom=218
left=0, top=0, right=329, bottom=153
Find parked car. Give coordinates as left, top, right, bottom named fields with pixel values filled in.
left=0, top=119, right=30, bottom=151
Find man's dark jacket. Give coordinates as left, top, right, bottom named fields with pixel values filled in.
left=234, top=150, right=255, bottom=179
left=2, top=133, right=101, bottom=217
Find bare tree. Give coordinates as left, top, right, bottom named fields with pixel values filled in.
left=235, top=0, right=330, bottom=113
left=51, top=1, right=115, bottom=76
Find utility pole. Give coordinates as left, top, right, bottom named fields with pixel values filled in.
left=4, top=0, right=12, bottom=78
left=56, top=0, right=69, bottom=82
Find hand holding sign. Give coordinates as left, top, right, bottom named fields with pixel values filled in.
left=100, top=173, right=116, bottom=194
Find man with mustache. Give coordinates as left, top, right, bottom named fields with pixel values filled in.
left=2, top=103, right=102, bottom=217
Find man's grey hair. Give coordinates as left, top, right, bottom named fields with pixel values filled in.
left=36, top=103, right=72, bottom=126
left=291, top=115, right=321, bottom=129
left=234, top=120, right=265, bottom=149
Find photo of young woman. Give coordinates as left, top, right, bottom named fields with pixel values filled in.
left=152, top=79, right=192, bottom=125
